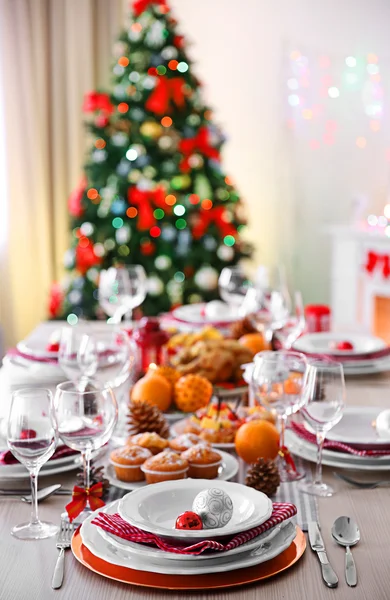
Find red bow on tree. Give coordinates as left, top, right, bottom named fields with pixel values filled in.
left=192, top=206, right=237, bottom=240
left=145, top=76, right=186, bottom=115
left=127, top=186, right=168, bottom=230
left=68, top=176, right=86, bottom=218
left=365, top=250, right=390, bottom=278
left=83, top=91, right=114, bottom=115
left=65, top=483, right=105, bottom=523
left=75, top=239, right=101, bottom=274
left=133, top=0, right=168, bottom=16
left=179, top=127, right=220, bottom=172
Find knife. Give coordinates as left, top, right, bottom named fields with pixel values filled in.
left=308, top=522, right=339, bottom=588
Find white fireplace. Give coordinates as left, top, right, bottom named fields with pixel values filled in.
left=329, top=226, right=390, bottom=343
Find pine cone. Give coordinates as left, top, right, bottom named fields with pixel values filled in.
left=245, top=458, right=280, bottom=496
left=76, top=463, right=110, bottom=493
left=127, top=399, right=170, bottom=438
left=230, top=317, right=257, bottom=339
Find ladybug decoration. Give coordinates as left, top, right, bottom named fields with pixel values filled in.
left=175, top=511, right=203, bottom=530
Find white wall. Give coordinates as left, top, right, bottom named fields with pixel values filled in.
left=169, top=0, right=390, bottom=304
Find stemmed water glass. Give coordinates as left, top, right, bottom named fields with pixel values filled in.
left=274, top=291, right=306, bottom=350
left=54, top=381, right=118, bottom=520
left=251, top=351, right=307, bottom=482
left=7, top=389, right=59, bottom=539
left=298, top=359, right=345, bottom=497
left=218, top=266, right=252, bottom=315
left=58, top=327, right=98, bottom=387
left=98, top=265, right=147, bottom=323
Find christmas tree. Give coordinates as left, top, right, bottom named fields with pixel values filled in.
left=51, top=0, right=252, bottom=320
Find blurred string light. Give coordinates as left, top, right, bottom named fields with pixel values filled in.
left=328, top=87, right=340, bottom=98
left=345, top=56, right=357, bottom=68
left=288, top=94, right=300, bottom=107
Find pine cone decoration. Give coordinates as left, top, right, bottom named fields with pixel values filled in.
left=245, top=458, right=280, bottom=496
left=76, top=464, right=110, bottom=493
left=127, top=399, right=170, bottom=438
left=231, top=317, right=257, bottom=339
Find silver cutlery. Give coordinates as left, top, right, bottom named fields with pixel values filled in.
left=334, top=471, right=390, bottom=489
left=331, top=516, right=360, bottom=587
left=52, top=519, right=75, bottom=589
left=308, top=521, right=338, bottom=588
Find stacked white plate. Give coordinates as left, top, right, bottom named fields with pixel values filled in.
left=0, top=451, right=85, bottom=481
left=287, top=406, right=390, bottom=471
left=292, top=332, right=390, bottom=375
left=80, top=479, right=297, bottom=575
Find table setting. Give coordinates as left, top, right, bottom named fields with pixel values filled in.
left=2, top=265, right=390, bottom=599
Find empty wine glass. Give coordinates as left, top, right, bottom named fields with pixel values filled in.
left=274, top=291, right=306, bottom=350
left=7, top=389, right=58, bottom=539
left=98, top=265, right=147, bottom=323
left=251, top=351, right=307, bottom=482
left=299, top=359, right=345, bottom=497
left=218, top=266, right=252, bottom=315
left=54, top=381, right=118, bottom=521
left=58, top=327, right=97, bottom=387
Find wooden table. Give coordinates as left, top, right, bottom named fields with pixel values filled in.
left=1, top=376, right=390, bottom=600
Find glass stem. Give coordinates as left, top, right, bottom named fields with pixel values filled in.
left=314, top=431, right=326, bottom=486
left=84, top=449, right=92, bottom=489
left=30, top=469, right=40, bottom=525
left=279, top=414, right=287, bottom=449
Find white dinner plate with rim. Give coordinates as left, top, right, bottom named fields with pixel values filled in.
left=171, top=303, right=239, bottom=326
left=293, top=332, right=387, bottom=356
left=286, top=430, right=390, bottom=471
left=96, top=499, right=294, bottom=562
left=105, top=450, right=239, bottom=491
left=323, top=406, right=390, bottom=447
left=118, top=480, right=273, bottom=542
left=171, top=420, right=235, bottom=450
left=342, top=358, right=390, bottom=376
left=79, top=501, right=297, bottom=575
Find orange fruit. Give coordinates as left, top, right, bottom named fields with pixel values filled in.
left=148, top=365, right=181, bottom=387
left=131, top=373, right=172, bottom=412
left=235, top=420, right=279, bottom=464
left=174, top=374, right=213, bottom=413
left=238, top=333, right=268, bottom=355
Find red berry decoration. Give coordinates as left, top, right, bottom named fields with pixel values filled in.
left=20, top=429, right=37, bottom=440
left=46, top=342, right=60, bottom=352
left=175, top=511, right=203, bottom=530
left=336, top=341, right=354, bottom=351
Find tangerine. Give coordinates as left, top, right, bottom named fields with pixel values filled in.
left=238, top=333, right=268, bottom=355
left=131, top=373, right=172, bottom=412
left=235, top=420, right=279, bottom=463
left=174, top=374, right=213, bottom=413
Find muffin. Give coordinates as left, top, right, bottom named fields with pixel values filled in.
left=169, top=433, right=205, bottom=452
left=141, top=450, right=189, bottom=484
left=110, top=445, right=152, bottom=482
left=183, top=421, right=202, bottom=435
left=181, top=444, right=222, bottom=479
left=199, top=427, right=236, bottom=444
left=128, top=432, right=169, bottom=455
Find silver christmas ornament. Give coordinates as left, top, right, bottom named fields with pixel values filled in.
left=192, top=488, right=233, bottom=529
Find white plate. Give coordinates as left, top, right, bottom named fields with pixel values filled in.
left=0, top=451, right=81, bottom=475
left=79, top=501, right=296, bottom=575
left=97, top=500, right=294, bottom=563
left=106, top=450, right=239, bottom=491
left=286, top=430, right=390, bottom=471
left=325, top=406, right=389, bottom=447
left=293, top=332, right=386, bottom=356
left=118, top=480, right=272, bottom=543
left=342, top=358, right=390, bottom=376
left=172, top=304, right=239, bottom=326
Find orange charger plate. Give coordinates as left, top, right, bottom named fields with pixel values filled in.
left=71, top=527, right=306, bottom=590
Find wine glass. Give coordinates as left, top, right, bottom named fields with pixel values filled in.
left=58, top=327, right=97, bottom=387
left=298, top=359, right=345, bottom=497
left=7, top=389, right=58, bottom=539
left=54, top=381, right=118, bottom=520
left=274, top=291, right=306, bottom=350
left=218, top=266, right=252, bottom=314
left=98, top=265, right=147, bottom=323
left=251, top=351, right=308, bottom=482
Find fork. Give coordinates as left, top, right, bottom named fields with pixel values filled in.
left=51, top=520, right=75, bottom=589
left=334, top=471, right=390, bottom=489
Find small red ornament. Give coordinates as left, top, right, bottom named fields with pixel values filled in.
left=140, top=241, right=156, bottom=256
left=335, top=341, right=354, bottom=351
left=175, top=511, right=203, bottom=530
left=46, top=342, right=60, bottom=352
left=20, top=429, right=37, bottom=440
left=95, top=115, right=109, bottom=128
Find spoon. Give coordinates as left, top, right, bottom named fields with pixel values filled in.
left=331, top=516, right=360, bottom=587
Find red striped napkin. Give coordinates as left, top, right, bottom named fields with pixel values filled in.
left=91, top=502, right=297, bottom=555
left=291, top=421, right=390, bottom=456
